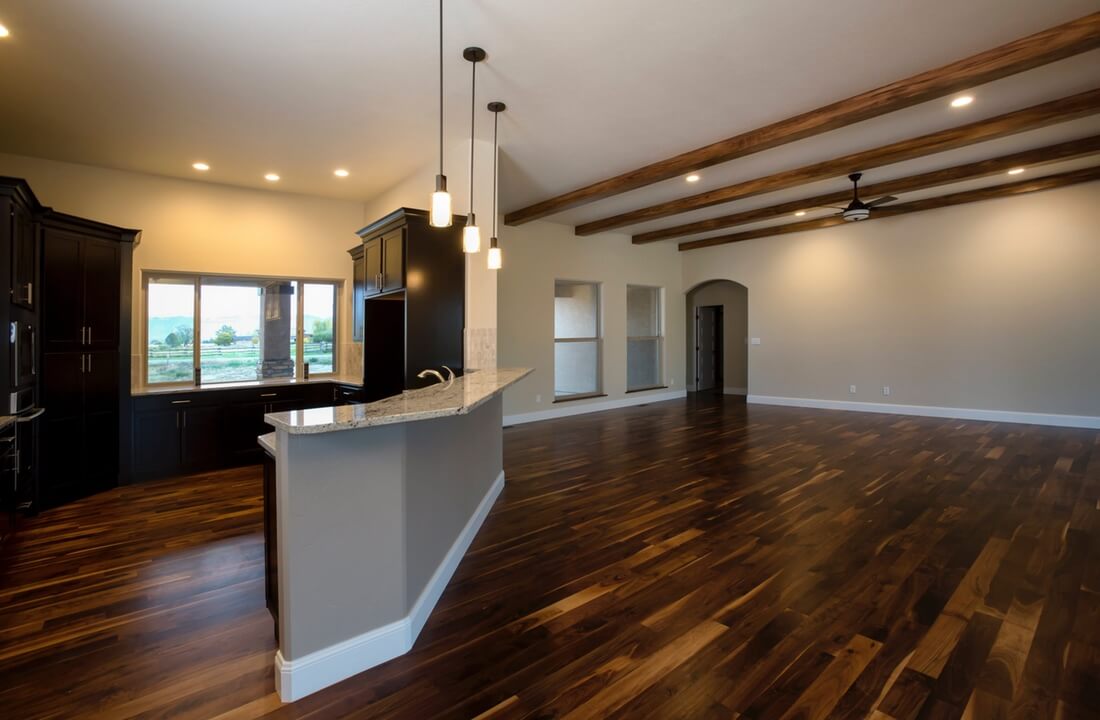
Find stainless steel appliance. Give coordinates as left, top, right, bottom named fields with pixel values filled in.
left=10, top=320, right=35, bottom=391
left=8, top=386, right=43, bottom=513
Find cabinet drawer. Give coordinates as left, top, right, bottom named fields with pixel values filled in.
left=133, top=392, right=218, bottom=413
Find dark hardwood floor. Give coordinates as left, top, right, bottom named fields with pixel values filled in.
left=1, top=394, right=1098, bottom=719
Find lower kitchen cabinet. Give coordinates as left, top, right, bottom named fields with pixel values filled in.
left=133, top=382, right=340, bottom=481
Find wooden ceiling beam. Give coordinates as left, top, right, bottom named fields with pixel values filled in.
left=504, top=12, right=1100, bottom=226
left=632, top=135, right=1100, bottom=244
left=677, top=165, right=1100, bottom=251
left=576, top=89, right=1100, bottom=235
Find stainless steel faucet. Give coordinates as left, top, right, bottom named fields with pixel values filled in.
left=417, top=369, right=445, bottom=384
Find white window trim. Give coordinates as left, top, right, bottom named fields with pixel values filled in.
left=626, top=284, right=665, bottom=392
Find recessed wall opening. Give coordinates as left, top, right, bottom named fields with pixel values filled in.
left=685, top=280, right=748, bottom=397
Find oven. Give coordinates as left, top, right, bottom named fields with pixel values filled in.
left=10, top=320, right=36, bottom=390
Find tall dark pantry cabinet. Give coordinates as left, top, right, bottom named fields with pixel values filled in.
left=39, top=213, right=138, bottom=506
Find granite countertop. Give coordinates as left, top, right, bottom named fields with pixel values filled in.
left=257, top=432, right=276, bottom=455
left=263, top=367, right=532, bottom=435
left=132, top=375, right=364, bottom=397
left=0, top=416, right=15, bottom=431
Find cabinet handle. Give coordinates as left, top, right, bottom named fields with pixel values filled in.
left=87, top=326, right=92, bottom=344
left=24, top=282, right=32, bottom=305
left=182, top=411, right=187, bottom=428
left=260, top=392, right=278, bottom=397
left=87, top=354, right=92, bottom=373
left=80, top=353, right=85, bottom=374
left=170, top=399, right=191, bottom=405
left=176, top=411, right=180, bottom=429
left=81, top=326, right=86, bottom=345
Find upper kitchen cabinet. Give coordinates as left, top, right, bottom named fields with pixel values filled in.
left=353, top=208, right=466, bottom=397
left=41, top=227, right=122, bottom=353
left=348, top=244, right=366, bottom=341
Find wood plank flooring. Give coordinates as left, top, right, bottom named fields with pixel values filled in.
left=1, top=393, right=1098, bottom=718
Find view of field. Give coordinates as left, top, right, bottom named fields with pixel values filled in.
left=147, top=339, right=334, bottom=384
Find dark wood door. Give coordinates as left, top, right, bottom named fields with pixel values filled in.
left=351, top=247, right=366, bottom=341
left=381, top=228, right=405, bottom=292
left=364, top=238, right=382, bottom=296
left=134, top=409, right=181, bottom=480
left=82, top=239, right=121, bottom=350
left=41, top=230, right=85, bottom=352
left=82, top=351, right=118, bottom=415
left=11, top=200, right=36, bottom=310
left=181, top=407, right=222, bottom=472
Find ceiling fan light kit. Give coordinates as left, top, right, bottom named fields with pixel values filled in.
left=841, top=172, right=896, bottom=222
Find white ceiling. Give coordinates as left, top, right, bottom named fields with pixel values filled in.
left=0, top=0, right=1097, bottom=239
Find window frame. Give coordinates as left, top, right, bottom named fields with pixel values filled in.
left=142, top=270, right=342, bottom=387
left=626, top=284, right=665, bottom=393
left=553, top=279, right=604, bottom=402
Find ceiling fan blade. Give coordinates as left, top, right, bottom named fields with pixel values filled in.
left=867, top=195, right=898, bottom=207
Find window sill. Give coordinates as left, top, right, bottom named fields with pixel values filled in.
left=553, top=393, right=608, bottom=404
left=625, top=385, right=668, bottom=394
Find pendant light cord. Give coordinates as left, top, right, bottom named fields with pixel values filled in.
left=492, top=110, right=499, bottom=237
left=469, top=57, right=476, bottom=213
left=438, top=0, right=444, bottom=175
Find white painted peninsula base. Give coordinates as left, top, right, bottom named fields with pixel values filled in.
left=268, top=393, right=508, bottom=702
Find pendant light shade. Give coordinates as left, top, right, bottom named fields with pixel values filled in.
left=429, top=0, right=452, bottom=228
left=463, top=215, right=481, bottom=253
left=462, top=46, right=485, bottom=253
left=487, top=101, right=506, bottom=270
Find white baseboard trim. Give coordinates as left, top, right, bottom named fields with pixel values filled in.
left=275, top=470, right=506, bottom=702
left=503, top=389, right=687, bottom=426
left=723, top=387, right=747, bottom=396
left=747, top=395, right=1100, bottom=429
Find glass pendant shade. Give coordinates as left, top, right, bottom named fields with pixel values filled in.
left=487, top=239, right=502, bottom=269
left=430, top=176, right=452, bottom=227
left=462, top=214, right=481, bottom=253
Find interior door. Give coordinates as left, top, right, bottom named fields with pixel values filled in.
left=696, top=307, right=718, bottom=392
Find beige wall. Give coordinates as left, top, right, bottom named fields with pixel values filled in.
left=498, top=221, right=685, bottom=418
left=0, top=152, right=365, bottom=381
left=685, top=281, right=748, bottom=392
left=681, top=182, right=1100, bottom=417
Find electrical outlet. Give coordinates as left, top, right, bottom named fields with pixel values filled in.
left=535, top=394, right=542, bottom=403
left=849, top=385, right=857, bottom=394
left=750, top=337, right=762, bottom=345
left=882, top=386, right=891, bottom=396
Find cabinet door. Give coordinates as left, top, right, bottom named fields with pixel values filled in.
left=223, top=400, right=269, bottom=466
left=39, top=353, right=86, bottom=504
left=83, top=351, right=119, bottom=415
left=181, top=406, right=222, bottom=472
left=41, top=230, right=85, bottom=351
left=83, top=239, right=121, bottom=350
left=351, top=249, right=366, bottom=341
left=381, top=229, right=405, bottom=292
left=364, top=238, right=382, bottom=296
left=83, top=351, right=119, bottom=489
left=134, top=409, right=182, bottom=480
left=11, top=201, right=36, bottom=310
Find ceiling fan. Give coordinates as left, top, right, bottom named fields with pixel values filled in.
left=837, top=172, right=897, bottom=221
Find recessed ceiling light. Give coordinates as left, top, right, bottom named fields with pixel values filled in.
left=334, top=169, right=350, bottom=178
left=264, top=173, right=280, bottom=182
left=192, top=162, right=210, bottom=172
left=0, top=23, right=10, bottom=38
left=1007, top=167, right=1025, bottom=175
left=685, top=174, right=700, bottom=183
left=950, top=95, right=974, bottom=108
left=794, top=210, right=807, bottom=217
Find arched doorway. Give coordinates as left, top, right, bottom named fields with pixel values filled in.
left=685, top=280, right=748, bottom=396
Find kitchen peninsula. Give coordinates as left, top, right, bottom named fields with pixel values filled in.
left=260, top=367, right=531, bottom=701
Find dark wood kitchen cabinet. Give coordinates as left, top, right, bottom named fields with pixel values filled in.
left=352, top=208, right=465, bottom=400
left=348, top=244, right=366, bottom=341
left=132, top=382, right=337, bottom=481
left=39, top=213, right=137, bottom=505
left=10, top=198, right=36, bottom=311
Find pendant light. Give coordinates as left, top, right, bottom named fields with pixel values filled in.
left=429, top=0, right=452, bottom=227
left=487, top=101, right=506, bottom=270
left=462, top=46, right=486, bottom=253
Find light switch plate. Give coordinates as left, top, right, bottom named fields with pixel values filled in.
left=750, top=338, right=761, bottom=345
